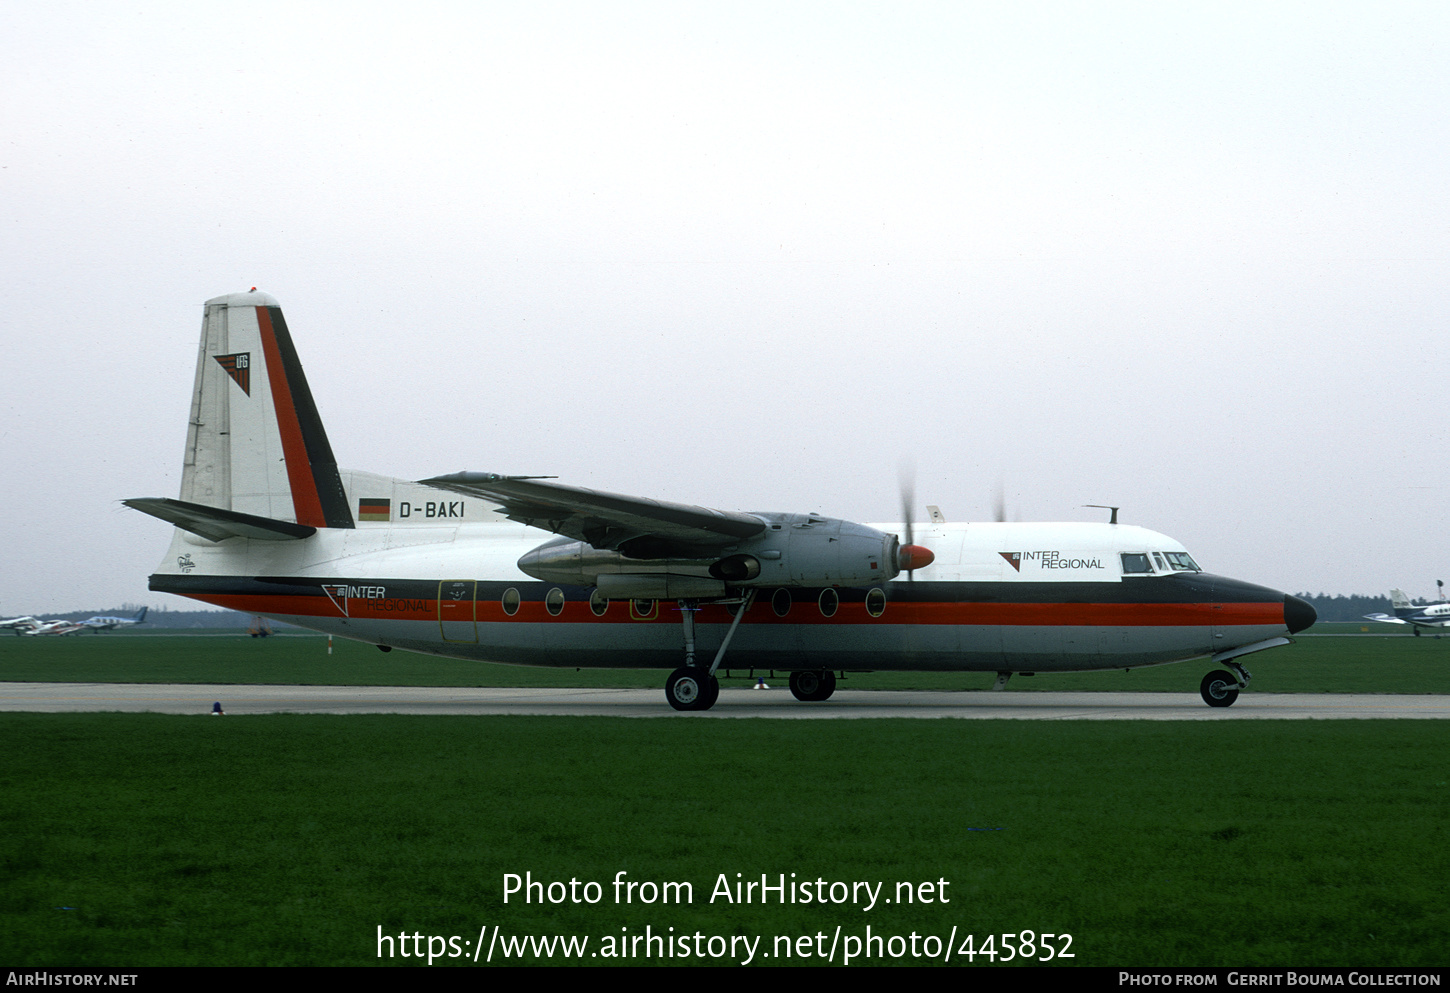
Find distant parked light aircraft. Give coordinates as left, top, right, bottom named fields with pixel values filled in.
left=126, top=292, right=1315, bottom=710
left=1365, top=583, right=1450, bottom=636
left=0, top=616, right=38, bottom=635
left=23, top=619, right=85, bottom=636
left=78, top=607, right=148, bottom=632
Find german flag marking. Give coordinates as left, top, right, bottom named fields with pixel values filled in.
left=359, top=498, right=391, bottom=522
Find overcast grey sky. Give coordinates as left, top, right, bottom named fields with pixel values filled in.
left=3, top=2, right=1447, bottom=613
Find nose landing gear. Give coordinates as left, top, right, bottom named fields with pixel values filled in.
left=1200, top=661, right=1250, bottom=707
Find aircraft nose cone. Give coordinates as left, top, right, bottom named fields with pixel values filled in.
left=1284, top=594, right=1317, bottom=634
left=898, top=544, right=934, bottom=571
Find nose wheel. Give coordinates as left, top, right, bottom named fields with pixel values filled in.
left=1200, top=669, right=1240, bottom=708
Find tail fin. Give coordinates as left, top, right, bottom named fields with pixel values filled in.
left=178, top=292, right=353, bottom=529
left=1390, top=589, right=1412, bottom=612
left=134, top=607, right=147, bottom=623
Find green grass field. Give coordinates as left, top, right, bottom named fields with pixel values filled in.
left=0, top=715, right=1445, bottom=967
left=3, top=627, right=1448, bottom=694
left=2, top=631, right=1446, bottom=968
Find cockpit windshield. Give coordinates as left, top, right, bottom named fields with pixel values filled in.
left=1121, top=551, right=1201, bottom=575
left=1163, top=552, right=1200, bottom=572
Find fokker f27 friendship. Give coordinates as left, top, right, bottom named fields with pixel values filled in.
left=126, top=292, right=1315, bottom=710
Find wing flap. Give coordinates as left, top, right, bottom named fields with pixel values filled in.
left=420, top=472, right=765, bottom=549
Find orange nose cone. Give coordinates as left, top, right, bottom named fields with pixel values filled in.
left=899, top=544, right=934, bottom=571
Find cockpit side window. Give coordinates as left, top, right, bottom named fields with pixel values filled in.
left=1121, top=553, right=1152, bottom=575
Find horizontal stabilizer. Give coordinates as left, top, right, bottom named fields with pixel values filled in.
left=124, top=497, right=316, bottom=542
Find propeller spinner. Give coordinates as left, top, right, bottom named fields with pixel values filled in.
left=897, top=471, right=935, bottom=578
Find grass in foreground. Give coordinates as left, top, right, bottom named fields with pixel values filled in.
left=2, top=630, right=1449, bottom=694
left=0, top=714, right=1445, bottom=966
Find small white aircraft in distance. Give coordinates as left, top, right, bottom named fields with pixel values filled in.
left=77, top=607, right=148, bottom=632
left=126, top=292, right=1316, bottom=710
left=0, top=616, right=39, bottom=636
left=22, top=619, right=86, bottom=636
left=1365, top=584, right=1450, bottom=636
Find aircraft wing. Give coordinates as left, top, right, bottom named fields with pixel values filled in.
left=1363, top=613, right=1406, bottom=624
left=420, top=472, right=766, bottom=551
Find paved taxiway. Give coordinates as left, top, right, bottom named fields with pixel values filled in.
left=3, top=683, right=1448, bottom=719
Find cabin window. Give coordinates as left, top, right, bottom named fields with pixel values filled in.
left=865, top=588, right=887, bottom=618
left=818, top=588, right=839, bottom=618
left=589, top=588, right=609, bottom=616
left=501, top=587, right=521, bottom=615
left=545, top=588, right=565, bottom=616
left=1120, top=553, right=1152, bottom=575
left=772, top=588, right=792, bottom=617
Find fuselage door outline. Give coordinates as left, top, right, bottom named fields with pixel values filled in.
left=439, top=580, right=477, bottom=643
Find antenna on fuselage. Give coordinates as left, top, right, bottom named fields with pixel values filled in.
left=1084, top=504, right=1119, bottom=525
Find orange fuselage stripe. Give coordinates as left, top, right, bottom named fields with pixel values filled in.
left=175, top=593, right=1286, bottom=628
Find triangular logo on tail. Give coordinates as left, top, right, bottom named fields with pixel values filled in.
left=214, top=353, right=251, bottom=395
left=999, top=551, right=1022, bottom=572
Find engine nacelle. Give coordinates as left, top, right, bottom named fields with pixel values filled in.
left=731, top=513, right=900, bottom=587
left=517, top=513, right=904, bottom=595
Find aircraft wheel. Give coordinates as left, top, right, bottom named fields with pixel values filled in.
left=665, top=667, right=710, bottom=711
left=698, top=674, right=720, bottom=711
left=813, top=669, right=837, bottom=701
left=1200, top=670, right=1240, bottom=708
left=789, top=669, right=837, bottom=702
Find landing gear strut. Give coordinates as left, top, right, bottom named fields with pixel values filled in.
left=662, top=591, right=755, bottom=711
left=789, top=669, right=837, bottom=702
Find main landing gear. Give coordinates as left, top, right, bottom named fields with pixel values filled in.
left=666, top=667, right=719, bottom=711
left=1200, top=661, right=1251, bottom=708
left=663, top=592, right=756, bottom=712
left=789, top=669, right=837, bottom=702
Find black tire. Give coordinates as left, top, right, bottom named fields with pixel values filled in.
left=789, top=669, right=837, bottom=702
left=666, top=667, right=709, bottom=711
left=1200, top=669, right=1240, bottom=708
left=698, top=674, right=720, bottom=711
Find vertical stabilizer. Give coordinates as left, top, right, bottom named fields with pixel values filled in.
left=179, top=292, right=353, bottom=528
